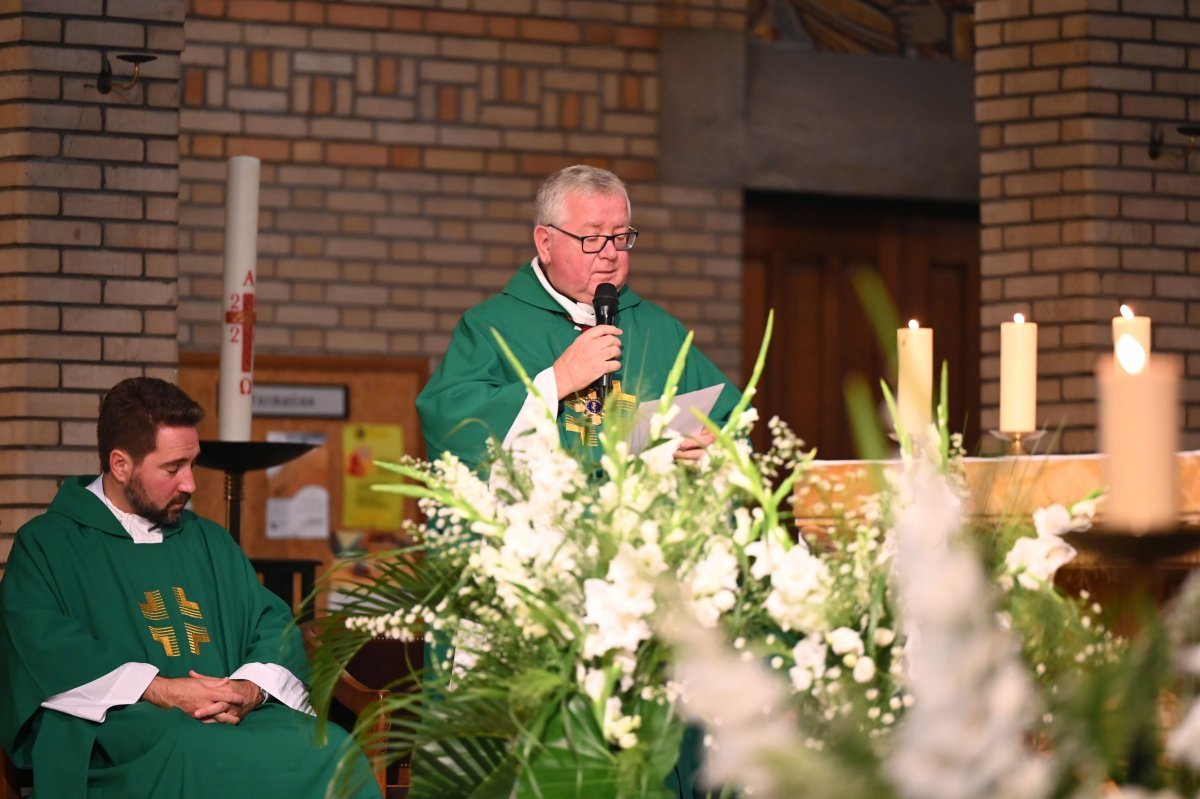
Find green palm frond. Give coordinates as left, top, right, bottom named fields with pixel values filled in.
left=402, top=687, right=521, bottom=799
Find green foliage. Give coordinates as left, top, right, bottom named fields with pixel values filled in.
left=1049, top=614, right=1171, bottom=790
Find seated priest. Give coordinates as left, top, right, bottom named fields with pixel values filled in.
left=0, top=377, right=380, bottom=798
left=417, top=163, right=741, bottom=471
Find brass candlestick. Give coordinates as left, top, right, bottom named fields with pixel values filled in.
left=989, top=429, right=1046, bottom=456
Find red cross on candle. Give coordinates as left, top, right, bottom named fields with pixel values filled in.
left=224, top=293, right=256, bottom=372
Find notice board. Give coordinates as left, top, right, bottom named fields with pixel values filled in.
left=178, top=353, right=428, bottom=571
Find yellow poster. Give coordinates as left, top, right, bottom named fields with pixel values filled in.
left=341, top=423, right=405, bottom=530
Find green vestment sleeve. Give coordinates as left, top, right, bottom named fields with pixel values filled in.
left=416, top=308, right=536, bottom=468
left=0, top=514, right=134, bottom=767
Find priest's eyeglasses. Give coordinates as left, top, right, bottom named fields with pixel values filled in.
left=547, top=224, right=638, bottom=253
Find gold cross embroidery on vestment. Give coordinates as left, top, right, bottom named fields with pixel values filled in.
left=139, top=586, right=211, bottom=657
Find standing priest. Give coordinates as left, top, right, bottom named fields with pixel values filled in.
left=0, top=377, right=380, bottom=798
left=417, top=164, right=740, bottom=471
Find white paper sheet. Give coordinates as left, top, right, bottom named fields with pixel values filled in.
left=628, top=384, right=724, bottom=454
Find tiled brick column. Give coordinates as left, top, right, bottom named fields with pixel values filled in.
left=178, top=0, right=746, bottom=378
left=976, top=0, right=1200, bottom=452
left=0, top=1, right=185, bottom=567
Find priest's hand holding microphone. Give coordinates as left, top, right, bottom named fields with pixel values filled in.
left=550, top=283, right=712, bottom=461
left=552, top=282, right=622, bottom=400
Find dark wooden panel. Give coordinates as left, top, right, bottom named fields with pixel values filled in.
left=744, top=193, right=980, bottom=459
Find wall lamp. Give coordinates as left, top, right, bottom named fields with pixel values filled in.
left=97, top=53, right=156, bottom=95
left=1148, top=122, right=1200, bottom=171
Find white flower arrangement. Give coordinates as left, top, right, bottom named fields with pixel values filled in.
left=313, top=322, right=1152, bottom=799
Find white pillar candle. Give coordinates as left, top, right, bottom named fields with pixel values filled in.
left=1112, top=303, right=1151, bottom=356
left=999, top=313, right=1037, bottom=434
left=217, top=155, right=261, bottom=441
left=1097, top=337, right=1179, bottom=533
left=896, top=319, right=933, bottom=436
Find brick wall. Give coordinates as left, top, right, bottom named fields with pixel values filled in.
left=0, top=1, right=186, bottom=566
left=177, top=0, right=747, bottom=378
left=975, top=0, right=1200, bottom=451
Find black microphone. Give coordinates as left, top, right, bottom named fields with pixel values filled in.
left=592, top=282, right=619, bottom=400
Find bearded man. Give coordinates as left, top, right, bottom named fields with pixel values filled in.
left=0, top=377, right=379, bottom=798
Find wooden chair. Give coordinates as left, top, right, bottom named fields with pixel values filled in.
left=1, top=750, right=30, bottom=799
left=301, top=620, right=423, bottom=799
left=252, top=557, right=321, bottom=623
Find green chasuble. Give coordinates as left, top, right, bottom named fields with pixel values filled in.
left=0, top=476, right=379, bottom=799
left=417, top=261, right=740, bottom=470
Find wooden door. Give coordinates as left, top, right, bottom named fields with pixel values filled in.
left=743, top=193, right=980, bottom=459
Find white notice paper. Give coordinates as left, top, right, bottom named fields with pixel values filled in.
left=265, top=430, right=329, bottom=540
left=628, top=384, right=724, bottom=454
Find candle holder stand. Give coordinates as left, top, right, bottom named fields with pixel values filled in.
left=196, top=440, right=316, bottom=544
left=989, top=429, right=1045, bottom=456
left=1062, top=524, right=1200, bottom=562
left=1061, top=522, right=1200, bottom=783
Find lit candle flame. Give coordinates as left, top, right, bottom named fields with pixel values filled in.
left=1013, top=313, right=1025, bottom=324
left=1116, top=333, right=1146, bottom=375
left=1120, top=304, right=1134, bottom=319
left=908, top=319, right=919, bottom=330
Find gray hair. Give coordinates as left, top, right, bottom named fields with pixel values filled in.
left=533, top=164, right=631, bottom=227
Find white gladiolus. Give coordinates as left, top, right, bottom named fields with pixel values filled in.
left=1166, top=699, right=1200, bottom=769
left=789, top=637, right=827, bottom=693
left=1003, top=500, right=1094, bottom=590
left=582, top=576, right=654, bottom=659
left=733, top=506, right=755, bottom=546
left=648, top=402, right=681, bottom=441
left=1003, top=534, right=1077, bottom=590
left=886, top=463, right=1052, bottom=799
left=745, top=525, right=796, bottom=580
left=640, top=439, right=680, bottom=477
left=1069, top=497, right=1097, bottom=523
left=762, top=546, right=830, bottom=635
left=582, top=668, right=608, bottom=704
left=582, top=543, right=667, bottom=659
left=663, top=609, right=802, bottom=797
left=1032, top=504, right=1072, bottom=538
left=731, top=406, right=759, bottom=434
left=685, top=540, right=741, bottom=628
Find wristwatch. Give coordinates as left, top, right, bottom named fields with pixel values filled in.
left=256, top=684, right=269, bottom=708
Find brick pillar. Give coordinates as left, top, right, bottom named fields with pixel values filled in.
left=0, top=1, right=186, bottom=568
left=976, top=0, right=1200, bottom=452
